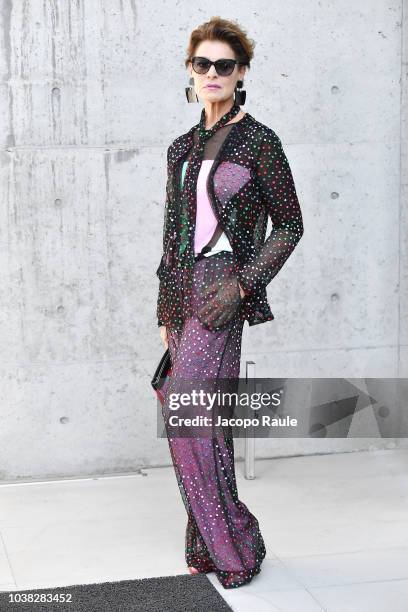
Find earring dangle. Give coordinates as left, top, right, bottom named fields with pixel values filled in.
left=234, top=80, right=246, bottom=105
left=185, top=76, right=199, bottom=103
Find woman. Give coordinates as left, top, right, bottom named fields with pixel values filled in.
left=155, top=17, right=304, bottom=589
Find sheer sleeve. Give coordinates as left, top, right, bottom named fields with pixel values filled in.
left=236, top=130, right=304, bottom=295
left=161, top=145, right=173, bottom=254
left=156, top=146, right=173, bottom=327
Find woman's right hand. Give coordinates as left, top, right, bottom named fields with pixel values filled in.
left=159, top=325, right=168, bottom=350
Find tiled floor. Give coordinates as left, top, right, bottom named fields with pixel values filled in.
left=0, top=449, right=407, bottom=611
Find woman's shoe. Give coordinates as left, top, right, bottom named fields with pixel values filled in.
left=188, top=566, right=200, bottom=575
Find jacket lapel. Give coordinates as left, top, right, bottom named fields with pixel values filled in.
left=168, top=124, right=197, bottom=167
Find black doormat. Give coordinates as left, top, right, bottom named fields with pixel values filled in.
left=0, top=574, right=233, bottom=612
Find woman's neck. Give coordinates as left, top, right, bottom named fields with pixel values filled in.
left=204, top=112, right=246, bottom=130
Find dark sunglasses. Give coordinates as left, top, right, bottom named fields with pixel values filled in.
left=191, top=56, right=243, bottom=77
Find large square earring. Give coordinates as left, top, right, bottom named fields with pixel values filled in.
left=185, top=76, right=199, bottom=103
left=234, top=80, right=246, bottom=105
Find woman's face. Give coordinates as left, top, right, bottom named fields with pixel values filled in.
left=188, top=40, right=246, bottom=104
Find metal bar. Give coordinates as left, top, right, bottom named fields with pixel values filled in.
left=244, top=360, right=256, bottom=479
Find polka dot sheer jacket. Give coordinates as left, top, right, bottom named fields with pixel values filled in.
left=156, top=111, right=304, bottom=331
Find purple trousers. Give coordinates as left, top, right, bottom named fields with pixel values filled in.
left=161, top=252, right=266, bottom=589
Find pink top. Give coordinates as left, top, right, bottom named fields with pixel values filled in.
left=181, top=159, right=233, bottom=256
left=194, top=160, right=218, bottom=254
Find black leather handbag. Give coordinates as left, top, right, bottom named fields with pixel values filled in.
left=151, top=348, right=172, bottom=405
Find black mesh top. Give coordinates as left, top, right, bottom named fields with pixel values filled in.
left=183, top=122, right=236, bottom=255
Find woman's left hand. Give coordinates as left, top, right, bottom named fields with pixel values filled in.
left=197, top=274, right=244, bottom=330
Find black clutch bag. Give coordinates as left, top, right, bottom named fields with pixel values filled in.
left=151, top=348, right=172, bottom=405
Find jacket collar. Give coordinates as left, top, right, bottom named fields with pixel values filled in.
left=169, top=111, right=254, bottom=166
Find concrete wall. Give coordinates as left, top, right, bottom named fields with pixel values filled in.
left=0, top=1, right=406, bottom=481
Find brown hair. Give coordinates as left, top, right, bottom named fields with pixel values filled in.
left=184, top=16, right=255, bottom=69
